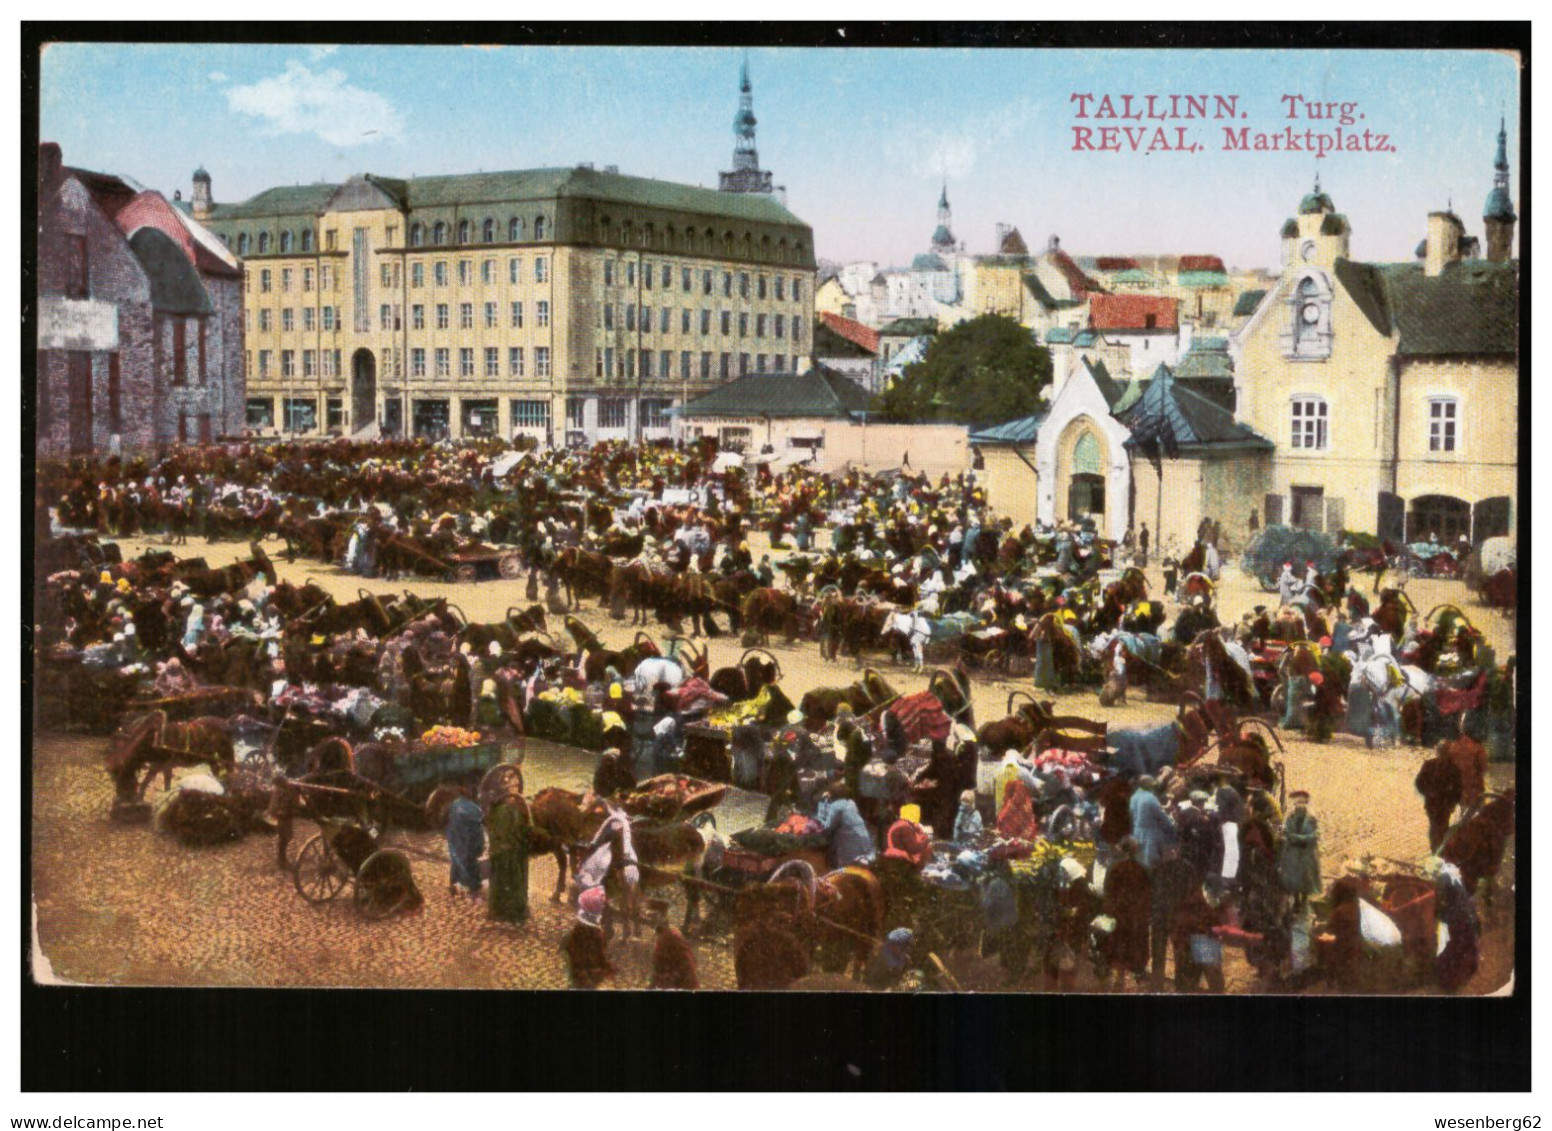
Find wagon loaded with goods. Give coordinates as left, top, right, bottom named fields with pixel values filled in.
left=380, top=531, right=525, bottom=583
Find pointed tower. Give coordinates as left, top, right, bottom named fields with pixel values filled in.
left=931, top=182, right=955, bottom=252
left=719, top=57, right=774, bottom=194
left=192, top=165, right=212, bottom=219
left=1484, top=117, right=1517, bottom=262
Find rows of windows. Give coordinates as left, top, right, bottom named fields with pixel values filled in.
left=601, top=303, right=802, bottom=342
left=407, top=346, right=550, bottom=379
left=408, top=216, right=549, bottom=247
left=593, top=347, right=793, bottom=381
left=246, top=394, right=675, bottom=436
left=593, top=217, right=808, bottom=265
left=601, top=261, right=805, bottom=304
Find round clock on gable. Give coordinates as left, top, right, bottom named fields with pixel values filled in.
left=1301, top=301, right=1322, bottom=325
left=1300, top=240, right=1317, bottom=262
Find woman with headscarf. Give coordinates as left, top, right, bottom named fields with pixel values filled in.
left=997, top=777, right=1039, bottom=842
left=444, top=792, right=485, bottom=899
left=952, top=790, right=984, bottom=845
left=486, top=783, right=532, bottom=924
left=562, top=887, right=614, bottom=989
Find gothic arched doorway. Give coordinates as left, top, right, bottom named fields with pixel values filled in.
left=351, top=349, right=376, bottom=433
left=1066, top=430, right=1106, bottom=524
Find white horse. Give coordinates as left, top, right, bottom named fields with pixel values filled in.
left=632, top=656, right=688, bottom=697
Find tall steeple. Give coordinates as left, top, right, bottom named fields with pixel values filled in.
left=1484, top=116, right=1517, bottom=262
left=719, top=55, right=774, bottom=194
left=931, top=181, right=955, bottom=252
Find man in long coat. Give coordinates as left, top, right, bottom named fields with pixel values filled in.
left=1415, top=745, right=1463, bottom=852
left=1102, top=837, right=1152, bottom=989
left=444, top=793, right=485, bottom=898
left=486, top=787, right=532, bottom=924
left=1128, top=777, right=1178, bottom=872
left=1277, top=790, right=1323, bottom=901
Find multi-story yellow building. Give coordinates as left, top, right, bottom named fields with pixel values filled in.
left=187, top=164, right=815, bottom=444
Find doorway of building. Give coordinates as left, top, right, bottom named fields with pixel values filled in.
left=1407, top=495, right=1470, bottom=544
left=351, top=349, right=376, bottom=433
left=1291, top=486, right=1326, bottom=532
left=1068, top=472, right=1105, bottom=522
left=383, top=397, right=403, bottom=436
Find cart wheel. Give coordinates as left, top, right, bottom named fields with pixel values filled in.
left=354, top=849, right=416, bottom=920
left=499, top=553, right=524, bottom=580
left=478, top=762, right=525, bottom=809
left=452, top=563, right=478, bottom=583
left=294, top=833, right=350, bottom=904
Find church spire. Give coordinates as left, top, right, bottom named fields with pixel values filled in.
left=719, top=55, right=773, bottom=194
left=1484, top=114, right=1516, bottom=261
left=931, top=182, right=955, bottom=252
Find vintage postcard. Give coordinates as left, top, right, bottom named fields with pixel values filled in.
left=30, top=36, right=1520, bottom=1009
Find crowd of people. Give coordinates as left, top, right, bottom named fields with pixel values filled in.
left=32, top=436, right=1512, bottom=993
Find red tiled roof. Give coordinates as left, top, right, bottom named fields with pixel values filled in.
left=1178, top=255, right=1226, bottom=273
left=1047, top=248, right=1101, bottom=299
left=819, top=311, right=881, bottom=354
left=1095, top=256, right=1139, bottom=271
left=1089, top=294, right=1179, bottom=332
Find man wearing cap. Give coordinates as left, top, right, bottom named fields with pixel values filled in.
left=1177, top=789, right=1220, bottom=883
left=1128, top=777, right=1178, bottom=873
left=1278, top=790, right=1322, bottom=903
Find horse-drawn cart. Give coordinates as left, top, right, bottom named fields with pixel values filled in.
left=292, top=807, right=422, bottom=920
left=381, top=533, right=524, bottom=583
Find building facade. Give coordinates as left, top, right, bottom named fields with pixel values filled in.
left=1231, top=155, right=1518, bottom=544
left=196, top=69, right=814, bottom=444
left=37, top=143, right=245, bottom=458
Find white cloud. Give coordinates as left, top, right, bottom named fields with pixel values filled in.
left=207, top=71, right=228, bottom=84
left=885, top=98, right=1043, bottom=182
left=225, top=60, right=403, bottom=147
left=307, top=44, right=339, bottom=61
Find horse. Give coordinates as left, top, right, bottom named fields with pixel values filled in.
left=731, top=862, right=887, bottom=988
left=1440, top=789, right=1515, bottom=902
left=707, top=648, right=782, bottom=702
left=106, top=710, right=235, bottom=803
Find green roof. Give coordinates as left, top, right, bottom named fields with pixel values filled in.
left=1299, top=190, right=1335, bottom=215
left=201, top=182, right=339, bottom=221
left=1233, top=289, right=1267, bottom=316
left=1122, top=367, right=1270, bottom=451
left=1110, top=379, right=1143, bottom=415
left=678, top=367, right=874, bottom=419
left=1280, top=219, right=1299, bottom=238
left=128, top=228, right=211, bottom=316
left=1177, top=270, right=1230, bottom=288
left=1334, top=258, right=1518, bottom=357
left=1087, top=358, right=1125, bottom=409
left=968, top=413, right=1043, bottom=445
left=1045, top=326, right=1074, bottom=344
left=1175, top=340, right=1233, bottom=380
left=1111, top=267, right=1157, bottom=285
left=1320, top=213, right=1350, bottom=236
left=207, top=166, right=807, bottom=227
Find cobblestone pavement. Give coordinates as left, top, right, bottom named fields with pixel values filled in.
left=31, top=533, right=1516, bottom=993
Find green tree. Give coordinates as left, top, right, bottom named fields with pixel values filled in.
left=875, top=314, right=1052, bottom=427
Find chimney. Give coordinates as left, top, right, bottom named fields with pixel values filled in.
left=38, top=142, right=63, bottom=196
left=1424, top=210, right=1464, bottom=278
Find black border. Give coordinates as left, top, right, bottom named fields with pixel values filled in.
left=22, top=20, right=1530, bottom=1092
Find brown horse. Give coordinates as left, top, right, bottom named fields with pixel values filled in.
left=106, top=710, right=235, bottom=803
left=731, top=861, right=887, bottom=987
left=1441, top=789, right=1515, bottom=899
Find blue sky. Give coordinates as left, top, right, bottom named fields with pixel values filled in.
left=40, top=43, right=1520, bottom=270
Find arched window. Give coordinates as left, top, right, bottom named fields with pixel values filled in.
left=279, top=230, right=293, bottom=253
left=760, top=234, right=771, bottom=259
left=684, top=229, right=695, bottom=253
left=533, top=215, right=547, bottom=240
left=257, top=232, right=270, bottom=254
left=237, top=233, right=251, bottom=255
left=508, top=217, right=522, bottom=241
left=1290, top=395, right=1329, bottom=451
left=643, top=223, right=655, bottom=248
left=409, top=223, right=425, bottom=247
left=665, top=225, right=677, bottom=249
left=1073, top=431, right=1102, bottom=475
left=482, top=218, right=496, bottom=243
left=457, top=219, right=471, bottom=244
left=300, top=228, right=314, bottom=252
left=432, top=221, right=448, bottom=245
left=598, top=217, right=612, bottom=245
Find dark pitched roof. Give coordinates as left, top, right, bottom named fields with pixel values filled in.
left=1174, top=339, right=1233, bottom=380
left=998, top=227, right=1030, bottom=256
left=1122, top=366, right=1270, bottom=451
left=968, top=413, right=1043, bottom=445
left=202, top=182, right=339, bottom=220
left=878, top=317, right=938, bottom=337
left=678, top=367, right=874, bottom=419
left=1086, top=358, right=1125, bottom=409
left=1095, top=256, right=1139, bottom=271
left=1178, top=255, right=1225, bottom=273
left=1334, top=258, right=1518, bottom=357
left=1045, top=247, right=1101, bottom=298
left=128, top=227, right=212, bottom=315
left=1232, top=289, right=1267, bottom=316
